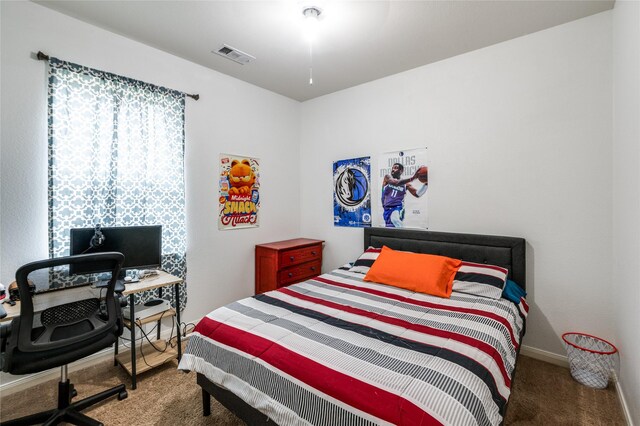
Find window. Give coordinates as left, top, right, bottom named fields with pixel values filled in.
left=47, top=57, right=186, bottom=308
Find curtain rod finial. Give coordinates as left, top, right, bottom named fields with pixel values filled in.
left=188, top=94, right=200, bottom=101
left=37, top=51, right=49, bottom=61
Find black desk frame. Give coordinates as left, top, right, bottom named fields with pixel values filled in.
left=113, top=282, right=182, bottom=390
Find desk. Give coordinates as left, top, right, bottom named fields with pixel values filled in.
left=1, top=271, right=183, bottom=390
left=117, top=271, right=183, bottom=390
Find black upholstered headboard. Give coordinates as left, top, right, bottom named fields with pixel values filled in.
left=364, top=228, right=526, bottom=291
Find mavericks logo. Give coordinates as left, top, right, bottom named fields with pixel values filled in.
left=334, top=166, right=369, bottom=211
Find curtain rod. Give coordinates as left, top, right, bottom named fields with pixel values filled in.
left=36, top=51, right=200, bottom=101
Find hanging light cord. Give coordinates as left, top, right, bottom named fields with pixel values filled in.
left=309, top=43, right=314, bottom=85
left=302, top=6, right=321, bottom=86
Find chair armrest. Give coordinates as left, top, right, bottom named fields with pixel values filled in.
left=114, top=295, right=127, bottom=336
left=1, top=322, right=12, bottom=368
left=0, top=322, right=11, bottom=340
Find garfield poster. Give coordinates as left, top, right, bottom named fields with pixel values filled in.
left=218, top=154, right=260, bottom=230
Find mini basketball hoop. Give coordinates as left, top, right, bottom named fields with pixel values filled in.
left=562, top=332, right=618, bottom=389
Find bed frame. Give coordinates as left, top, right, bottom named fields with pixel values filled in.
left=196, top=228, right=527, bottom=424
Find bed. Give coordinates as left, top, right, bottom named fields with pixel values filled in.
left=179, top=228, right=527, bottom=425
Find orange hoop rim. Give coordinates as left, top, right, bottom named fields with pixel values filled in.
left=562, top=332, right=618, bottom=355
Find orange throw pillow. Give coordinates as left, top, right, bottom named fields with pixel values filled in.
left=363, top=246, right=462, bottom=298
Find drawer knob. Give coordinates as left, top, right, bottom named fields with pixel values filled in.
left=290, top=256, right=295, bottom=261
left=288, top=273, right=293, bottom=278
left=311, top=266, right=316, bottom=271
left=311, top=251, right=316, bottom=255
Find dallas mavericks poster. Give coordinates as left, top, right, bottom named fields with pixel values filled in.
left=375, top=148, right=428, bottom=229
left=333, top=157, right=371, bottom=227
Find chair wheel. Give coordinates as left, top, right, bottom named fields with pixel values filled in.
left=71, top=389, right=78, bottom=398
left=118, top=390, right=128, bottom=400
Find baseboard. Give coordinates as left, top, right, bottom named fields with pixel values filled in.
left=612, top=372, right=635, bottom=426
left=0, top=321, right=192, bottom=396
left=520, top=344, right=569, bottom=368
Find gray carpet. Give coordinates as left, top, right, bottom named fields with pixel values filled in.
left=0, top=355, right=626, bottom=425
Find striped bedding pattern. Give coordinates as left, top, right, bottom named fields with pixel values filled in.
left=452, top=262, right=509, bottom=300
left=179, top=267, right=527, bottom=426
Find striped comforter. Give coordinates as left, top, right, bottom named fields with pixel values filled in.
left=179, top=267, right=527, bottom=426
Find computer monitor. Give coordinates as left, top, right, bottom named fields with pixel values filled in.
left=69, top=225, right=162, bottom=289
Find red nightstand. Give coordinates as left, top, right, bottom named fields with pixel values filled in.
left=255, top=238, right=324, bottom=294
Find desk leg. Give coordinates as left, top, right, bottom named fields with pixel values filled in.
left=175, top=283, right=182, bottom=361
left=157, top=287, right=163, bottom=340
left=129, top=293, right=137, bottom=390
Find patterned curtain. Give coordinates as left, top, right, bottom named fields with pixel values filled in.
left=47, top=57, right=187, bottom=310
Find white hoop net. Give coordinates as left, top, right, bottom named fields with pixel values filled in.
left=563, top=333, right=617, bottom=389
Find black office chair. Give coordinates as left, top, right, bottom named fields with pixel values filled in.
left=0, top=253, right=128, bottom=426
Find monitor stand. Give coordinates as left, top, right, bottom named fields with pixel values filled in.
left=94, top=279, right=126, bottom=293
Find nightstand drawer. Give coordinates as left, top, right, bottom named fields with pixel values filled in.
left=279, top=244, right=322, bottom=268
left=278, top=261, right=321, bottom=286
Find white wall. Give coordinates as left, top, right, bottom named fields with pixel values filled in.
left=612, top=1, right=640, bottom=422
left=0, top=1, right=301, bottom=327
left=300, top=12, right=613, bottom=357
left=2, top=2, right=633, bottom=414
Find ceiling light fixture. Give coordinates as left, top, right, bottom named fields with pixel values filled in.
left=302, top=6, right=321, bottom=43
left=302, top=6, right=322, bottom=86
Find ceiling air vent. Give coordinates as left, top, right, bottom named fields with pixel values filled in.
left=213, top=44, right=255, bottom=65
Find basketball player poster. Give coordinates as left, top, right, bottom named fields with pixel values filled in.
left=333, top=156, right=371, bottom=227
left=375, top=148, right=428, bottom=229
left=218, top=154, right=260, bottom=230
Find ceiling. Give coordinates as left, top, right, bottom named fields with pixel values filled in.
left=36, top=1, right=614, bottom=102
